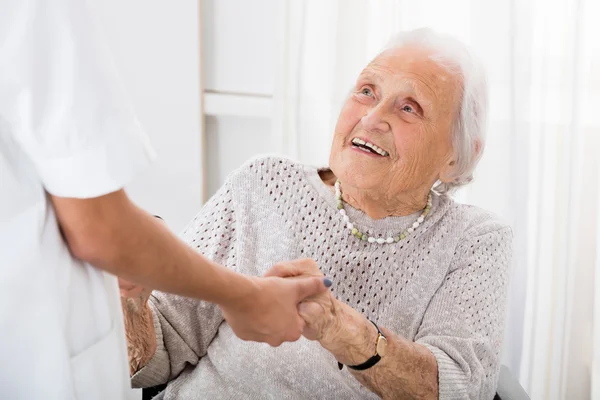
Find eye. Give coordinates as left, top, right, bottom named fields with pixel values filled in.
left=402, top=104, right=415, bottom=113
left=359, top=87, right=374, bottom=97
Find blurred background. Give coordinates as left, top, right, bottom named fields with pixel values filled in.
left=92, top=0, right=599, bottom=398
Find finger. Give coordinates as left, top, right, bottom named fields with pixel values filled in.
left=298, top=301, right=311, bottom=317
left=263, top=263, right=298, bottom=278
left=302, top=326, right=319, bottom=341
left=120, top=288, right=139, bottom=298
left=283, top=317, right=305, bottom=343
left=267, top=338, right=283, bottom=347
left=288, top=258, right=321, bottom=275
left=298, top=301, right=321, bottom=321
left=265, top=259, right=323, bottom=278
left=298, top=303, right=321, bottom=340
left=118, top=279, right=137, bottom=291
left=120, top=286, right=145, bottom=298
left=293, top=276, right=332, bottom=301
left=296, top=315, right=306, bottom=335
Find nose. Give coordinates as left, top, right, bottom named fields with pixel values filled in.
left=360, top=103, right=390, bottom=133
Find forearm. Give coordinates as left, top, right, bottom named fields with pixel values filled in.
left=93, top=209, right=251, bottom=305
left=51, top=190, right=253, bottom=306
left=321, top=302, right=438, bottom=399
left=122, top=295, right=156, bottom=375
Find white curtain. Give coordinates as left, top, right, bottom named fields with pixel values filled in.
left=272, top=1, right=600, bottom=398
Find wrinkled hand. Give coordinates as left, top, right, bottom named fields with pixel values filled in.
left=118, top=277, right=152, bottom=314
left=264, top=259, right=339, bottom=342
left=220, top=259, right=330, bottom=347
left=118, top=277, right=155, bottom=376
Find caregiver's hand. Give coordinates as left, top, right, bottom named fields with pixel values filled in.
left=220, top=266, right=332, bottom=347
left=264, top=259, right=338, bottom=341
left=265, top=259, right=378, bottom=369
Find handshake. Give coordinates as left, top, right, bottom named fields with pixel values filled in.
left=119, top=259, right=339, bottom=348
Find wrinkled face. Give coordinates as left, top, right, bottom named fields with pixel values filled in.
left=329, top=46, right=461, bottom=195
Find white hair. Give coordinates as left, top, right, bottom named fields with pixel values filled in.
left=381, top=28, right=488, bottom=194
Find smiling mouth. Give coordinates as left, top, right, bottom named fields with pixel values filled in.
left=351, top=137, right=389, bottom=157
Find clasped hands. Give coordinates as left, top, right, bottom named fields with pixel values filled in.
left=263, top=259, right=375, bottom=367
left=263, top=258, right=341, bottom=344
left=120, top=258, right=372, bottom=359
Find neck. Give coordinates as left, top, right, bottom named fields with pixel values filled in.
left=342, top=186, right=429, bottom=219
left=320, top=170, right=430, bottom=219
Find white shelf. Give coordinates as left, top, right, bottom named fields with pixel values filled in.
left=203, top=92, right=272, bottom=118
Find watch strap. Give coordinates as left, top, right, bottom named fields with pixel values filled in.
left=337, top=320, right=386, bottom=371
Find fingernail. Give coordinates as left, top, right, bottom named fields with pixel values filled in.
left=323, top=278, right=333, bottom=288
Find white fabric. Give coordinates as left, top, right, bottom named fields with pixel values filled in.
left=0, top=0, right=154, bottom=398
left=594, top=163, right=600, bottom=400
left=272, top=1, right=600, bottom=398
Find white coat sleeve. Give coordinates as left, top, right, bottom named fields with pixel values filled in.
left=0, top=0, right=155, bottom=198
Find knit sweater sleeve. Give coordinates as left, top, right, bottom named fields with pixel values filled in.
left=414, top=217, right=513, bottom=400
left=131, top=180, right=237, bottom=388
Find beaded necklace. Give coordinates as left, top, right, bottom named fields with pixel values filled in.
left=335, top=180, right=432, bottom=244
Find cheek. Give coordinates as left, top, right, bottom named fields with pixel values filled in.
left=390, top=124, right=427, bottom=159
left=334, top=100, right=362, bottom=137
left=391, top=125, right=444, bottom=170
left=330, top=101, right=362, bottom=166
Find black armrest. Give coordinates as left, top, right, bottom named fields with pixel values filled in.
left=142, top=384, right=167, bottom=400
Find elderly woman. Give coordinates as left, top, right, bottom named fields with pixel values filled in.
left=122, top=29, right=512, bottom=399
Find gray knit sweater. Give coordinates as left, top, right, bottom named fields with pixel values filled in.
left=131, top=156, right=512, bottom=400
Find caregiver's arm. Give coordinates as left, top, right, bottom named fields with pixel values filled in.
left=121, top=182, right=239, bottom=381
left=51, top=189, right=329, bottom=346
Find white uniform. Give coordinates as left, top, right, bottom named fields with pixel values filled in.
left=0, top=0, right=155, bottom=398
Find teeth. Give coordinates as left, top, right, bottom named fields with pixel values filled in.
left=351, top=138, right=389, bottom=157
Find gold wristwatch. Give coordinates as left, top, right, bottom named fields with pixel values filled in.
left=338, top=320, right=388, bottom=371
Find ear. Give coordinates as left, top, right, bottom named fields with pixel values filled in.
left=439, top=138, right=482, bottom=183
left=473, top=138, right=483, bottom=158
left=438, top=156, right=456, bottom=183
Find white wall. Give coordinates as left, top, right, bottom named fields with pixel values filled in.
left=205, top=116, right=271, bottom=196
left=202, top=0, right=278, bottom=199
left=94, top=0, right=203, bottom=233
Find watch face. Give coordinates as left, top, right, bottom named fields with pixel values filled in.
left=377, top=336, right=388, bottom=357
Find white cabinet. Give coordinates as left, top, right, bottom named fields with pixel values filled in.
left=202, top=0, right=277, bottom=96
left=201, top=0, right=279, bottom=199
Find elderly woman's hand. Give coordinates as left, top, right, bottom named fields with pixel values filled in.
left=119, top=277, right=153, bottom=312
left=265, top=259, right=380, bottom=368
left=119, top=276, right=156, bottom=375
left=264, top=259, right=340, bottom=341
